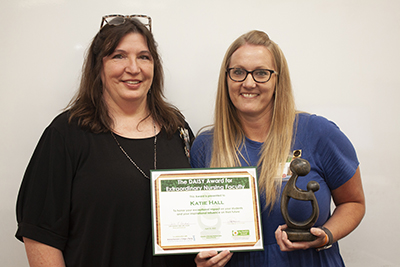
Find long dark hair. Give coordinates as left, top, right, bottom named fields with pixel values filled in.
left=67, top=18, right=185, bottom=135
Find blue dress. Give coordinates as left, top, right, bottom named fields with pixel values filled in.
left=190, top=113, right=359, bottom=267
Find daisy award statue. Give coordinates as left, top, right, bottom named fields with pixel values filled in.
left=280, top=157, right=320, bottom=241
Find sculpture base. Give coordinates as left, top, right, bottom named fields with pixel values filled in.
left=284, top=228, right=317, bottom=242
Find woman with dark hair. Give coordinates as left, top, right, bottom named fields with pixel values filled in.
left=192, top=30, right=365, bottom=267
left=16, top=15, right=195, bottom=267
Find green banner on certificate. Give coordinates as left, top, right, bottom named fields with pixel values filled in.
left=150, top=167, right=264, bottom=255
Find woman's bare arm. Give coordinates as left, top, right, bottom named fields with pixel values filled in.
left=23, top=237, right=65, bottom=267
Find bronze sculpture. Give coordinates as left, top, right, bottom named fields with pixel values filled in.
left=280, top=156, right=320, bottom=241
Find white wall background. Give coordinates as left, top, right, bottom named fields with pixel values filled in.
left=1, top=0, right=399, bottom=266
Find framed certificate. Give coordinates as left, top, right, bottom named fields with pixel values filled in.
left=150, top=167, right=263, bottom=255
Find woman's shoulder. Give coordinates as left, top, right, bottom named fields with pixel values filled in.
left=44, top=110, right=90, bottom=140
left=297, top=112, right=332, bottom=124
left=191, top=128, right=214, bottom=154
left=295, top=112, right=356, bottom=154
left=193, top=128, right=214, bottom=144
left=296, top=112, right=340, bottom=133
left=48, top=110, right=74, bottom=127
left=190, top=128, right=214, bottom=168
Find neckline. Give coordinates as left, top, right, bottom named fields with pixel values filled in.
left=244, top=136, right=263, bottom=148
left=111, top=128, right=161, bottom=141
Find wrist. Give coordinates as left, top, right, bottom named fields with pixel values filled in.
left=315, top=226, right=334, bottom=251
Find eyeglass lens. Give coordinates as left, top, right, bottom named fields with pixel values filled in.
left=105, top=16, right=125, bottom=26
left=101, top=15, right=151, bottom=31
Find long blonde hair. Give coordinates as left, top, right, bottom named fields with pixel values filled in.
left=210, top=30, right=296, bottom=208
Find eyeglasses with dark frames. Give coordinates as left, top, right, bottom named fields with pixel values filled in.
left=226, top=68, right=278, bottom=83
left=100, top=14, right=152, bottom=32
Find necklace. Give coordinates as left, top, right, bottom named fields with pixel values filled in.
left=111, top=121, right=157, bottom=179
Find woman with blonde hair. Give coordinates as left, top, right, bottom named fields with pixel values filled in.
left=191, top=30, right=365, bottom=266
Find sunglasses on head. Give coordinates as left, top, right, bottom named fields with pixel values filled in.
left=100, top=14, right=152, bottom=32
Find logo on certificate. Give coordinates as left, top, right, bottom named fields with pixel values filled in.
left=232, top=230, right=250, bottom=236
